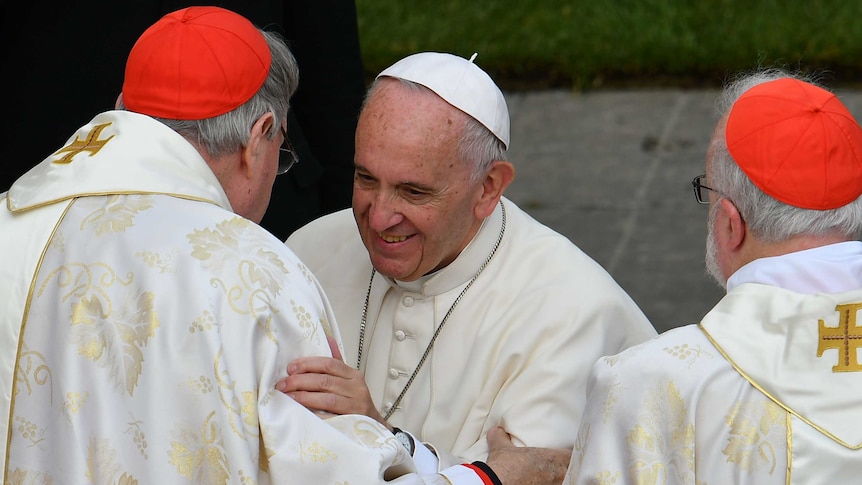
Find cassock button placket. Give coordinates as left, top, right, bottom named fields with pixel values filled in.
left=388, top=368, right=400, bottom=379
left=357, top=202, right=507, bottom=422
left=395, top=330, right=406, bottom=341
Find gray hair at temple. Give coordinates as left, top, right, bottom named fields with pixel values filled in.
left=707, top=68, right=862, bottom=242
left=118, top=30, right=299, bottom=160
left=364, top=78, right=507, bottom=184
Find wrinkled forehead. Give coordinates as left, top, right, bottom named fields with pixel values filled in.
left=360, top=79, right=470, bottom=137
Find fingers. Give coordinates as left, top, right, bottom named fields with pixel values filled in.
left=285, top=388, right=344, bottom=414
left=287, top=355, right=353, bottom=378
left=277, top=370, right=335, bottom=394
left=486, top=426, right=513, bottom=449
left=275, top=357, right=382, bottom=419
left=327, top=335, right=344, bottom=362
left=277, top=371, right=354, bottom=415
left=278, top=375, right=381, bottom=419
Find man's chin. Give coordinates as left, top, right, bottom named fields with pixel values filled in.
left=370, top=259, right=412, bottom=281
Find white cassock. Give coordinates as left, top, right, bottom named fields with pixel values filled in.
left=565, top=242, right=862, bottom=484
left=0, top=110, right=486, bottom=485
left=287, top=197, right=658, bottom=467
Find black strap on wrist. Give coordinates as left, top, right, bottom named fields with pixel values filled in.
left=470, top=460, right=503, bottom=485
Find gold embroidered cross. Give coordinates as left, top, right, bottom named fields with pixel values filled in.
left=817, top=302, right=862, bottom=372
left=53, top=122, right=115, bottom=164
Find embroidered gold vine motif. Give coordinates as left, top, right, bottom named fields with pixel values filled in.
left=53, top=121, right=115, bottom=164
left=817, top=302, right=862, bottom=372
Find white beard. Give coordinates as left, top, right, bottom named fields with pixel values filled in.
left=705, top=203, right=727, bottom=290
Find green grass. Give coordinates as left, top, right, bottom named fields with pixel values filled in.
left=356, top=0, right=862, bottom=90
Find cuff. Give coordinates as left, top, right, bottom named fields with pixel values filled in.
left=410, top=432, right=439, bottom=474
left=464, top=461, right=503, bottom=485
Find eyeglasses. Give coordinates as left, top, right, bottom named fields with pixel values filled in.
left=691, top=173, right=720, bottom=204
left=277, top=126, right=299, bottom=175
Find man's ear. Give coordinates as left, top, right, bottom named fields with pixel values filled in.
left=717, top=197, right=746, bottom=252
left=240, top=112, right=277, bottom=179
left=475, top=160, right=515, bottom=219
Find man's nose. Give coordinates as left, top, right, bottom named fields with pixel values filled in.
left=367, top=193, right=404, bottom=230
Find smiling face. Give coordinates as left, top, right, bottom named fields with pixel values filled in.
left=352, top=80, right=488, bottom=281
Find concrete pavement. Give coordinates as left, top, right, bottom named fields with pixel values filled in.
left=502, top=87, right=862, bottom=333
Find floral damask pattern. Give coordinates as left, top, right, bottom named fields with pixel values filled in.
left=14, top=344, right=51, bottom=400
left=663, top=344, right=713, bottom=369
left=79, top=194, right=154, bottom=236
left=168, top=411, right=231, bottom=484
left=188, top=217, right=293, bottom=343
left=723, top=400, right=784, bottom=476
left=36, top=262, right=159, bottom=397
left=87, top=437, right=140, bottom=485
left=213, top=349, right=259, bottom=441
left=627, top=380, right=695, bottom=484
left=188, top=217, right=288, bottom=301
left=6, top=468, right=53, bottom=484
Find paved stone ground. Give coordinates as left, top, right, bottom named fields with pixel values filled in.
left=502, top=87, right=862, bottom=333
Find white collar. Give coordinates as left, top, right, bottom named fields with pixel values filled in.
left=727, top=241, right=862, bottom=294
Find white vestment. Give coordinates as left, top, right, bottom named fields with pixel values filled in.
left=565, top=242, right=862, bottom=484
left=0, top=110, right=483, bottom=484
left=287, top=199, right=657, bottom=467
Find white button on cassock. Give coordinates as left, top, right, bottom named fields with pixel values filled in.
left=402, top=296, right=414, bottom=307
left=388, top=368, right=399, bottom=379
left=394, top=330, right=406, bottom=341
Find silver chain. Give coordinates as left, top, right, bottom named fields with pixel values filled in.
left=357, top=201, right=507, bottom=420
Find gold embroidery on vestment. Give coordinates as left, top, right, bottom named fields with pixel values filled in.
left=590, top=470, right=621, bottom=484
left=15, top=344, right=51, bottom=400
left=86, top=436, right=140, bottom=484
left=53, top=122, right=115, bottom=164
left=7, top=467, right=53, bottom=484
left=299, top=441, right=338, bottom=464
left=626, top=380, right=695, bottom=484
left=571, top=424, right=589, bottom=482
left=213, top=350, right=259, bottom=440
left=168, top=411, right=231, bottom=483
left=63, top=391, right=88, bottom=415
left=817, top=302, right=862, bottom=372
left=723, top=400, right=783, bottom=475
left=14, top=415, right=46, bottom=448
left=69, top=289, right=159, bottom=396
left=36, top=261, right=158, bottom=396
left=702, top=323, right=862, bottom=449
left=137, top=248, right=178, bottom=273
left=601, top=379, right=623, bottom=422
left=663, top=343, right=713, bottom=368
left=125, top=418, right=149, bottom=459
left=188, top=218, right=289, bottom=342
left=239, top=468, right=259, bottom=485
left=80, top=194, right=154, bottom=235
left=292, top=299, right=323, bottom=345
left=189, top=310, right=216, bottom=333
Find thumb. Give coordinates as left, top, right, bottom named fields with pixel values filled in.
left=486, top=426, right=513, bottom=448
